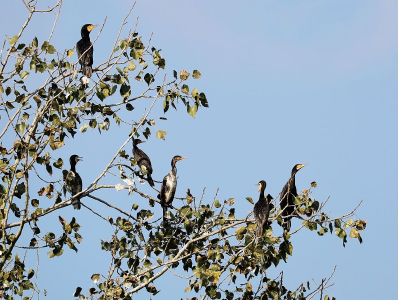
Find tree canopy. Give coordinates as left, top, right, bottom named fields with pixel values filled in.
left=0, top=1, right=366, bottom=300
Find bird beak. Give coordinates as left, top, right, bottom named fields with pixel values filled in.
left=87, top=25, right=99, bottom=32
left=298, top=163, right=309, bottom=170
left=255, top=182, right=261, bottom=192
left=179, top=157, right=188, bottom=161
left=138, top=140, right=145, bottom=144
left=77, top=156, right=83, bottom=162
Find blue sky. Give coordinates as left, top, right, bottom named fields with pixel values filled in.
left=1, top=0, right=397, bottom=299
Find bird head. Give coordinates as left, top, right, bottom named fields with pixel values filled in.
left=81, top=24, right=98, bottom=37
left=172, top=155, right=187, bottom=166
left=70, top=155, right=83, bottom=165
left=133, top=138, right=145, bottom=146
left=292, top=163, right=308, bottom=175
left=257, top=180, right=266, bottom=192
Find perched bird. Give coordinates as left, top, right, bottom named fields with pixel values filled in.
left=160, top=155, right=187, bottom=221
left=76, top=24, right=98, bottom=78
left=65, top=155, right=83, bottom=210
left=132, top=138, right=154, bottom=187
left=253, top=180, right=273, bottom=237
left=280, top=164, right=308, bottom=231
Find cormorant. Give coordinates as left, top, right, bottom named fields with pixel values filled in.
left=280, top=164, right=308, bottom=231
left=253, top=180, right=273, bottom=237
left=65, top=155, right=83, bottom=210
left=132, top=138, right=154, bottom=187
left=76, top=24, right=98, bottom=78
left=160, top=155, right=187, bottom=221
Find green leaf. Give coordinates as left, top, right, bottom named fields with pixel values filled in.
left=192, top=88, right=198, bottom=97
left=163, top=98, right=169, bottom=113
left=6, top=101, right=15, bottom=109
left=128, top=61, right=136, bottom=71
left=156, top=130, right=166, bottom=140
left=246, top=197, right=254, bottom=205
left=31, top=199, right=39, bottom=207
left=215, top=200, right=221, bottom=208
left=80, top=124, right=89, bottom=133
left=131, top=49, right=144, bottom=60
left=47, top=45, right=55, bottom=54
left=344, top=219, right=354, bottom=229
left=188, top=104, right=198, bottom=118
left=192, top=69, right=202, bottom=79
left=236, top=226, right=247, bottom=235
left=181, top=84, right=189, bottom=95
left=335, top=228, right=346, bottom=239
left=67, top=49, right=74, bottom=57
left=334, top=219, right=341, bottom=228
left=20, top=71, right=29, bottom=80
left=126, top=103, right=134, bottom=111
left=180, top=70, right=190, bottom=80
left=41, top=41, right=49, bottom=51
left=349, top=228, right=359, bottom=238
left=16, top=122, right=25, bottom=133
left=119, top=39, right=127, bottom=49
left=32, top=37, right=38, bottom=48
left=53, top=158, right=63, bottom=169
left=89, top=119, right=97, bottom=128
left=311, top=181, right=317, bottom=188
left=199, top=93, right=209, bottom=107
left=9, top=35, right=18, bottom=45
left=144, top=73, right=154, bottom=86
left=120, top=84, right=131, bottom=98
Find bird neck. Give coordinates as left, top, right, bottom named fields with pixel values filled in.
left=290, top=174, right=296, bottom=185
left=71, top=163, right=77, bottom=173
left=81, top=33, right=90, bottom=40
left=171, top=163, right=177, bottom=176
left=259, top=189, right=265, bottom=200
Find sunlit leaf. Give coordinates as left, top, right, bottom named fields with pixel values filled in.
left=156, top=130, right=166, bottom=140
left=9, top=35, right=18, bottom=45
left=20, top=71, right=29, bottom=80
left=192, top=69, right=202, bottom=79
left=180, top=70, right=189, bottom=80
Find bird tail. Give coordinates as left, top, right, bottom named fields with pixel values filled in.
left=72, top=197, right=81, bottom=210
left=284, top=219, right=291, bottom=232
left=147, top=174, right=154, bottom=187
left=82, top=66, right=92, bottom=78
left=162, top=205, right=167, bottom=222
left=257, top=225, right=263, bottom=237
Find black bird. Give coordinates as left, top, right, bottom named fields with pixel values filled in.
left=253, top=180, right=273, bottom=237
left=280, top=164, right=308, bottom=231
left=65, top=155, right=83, bottom=210
left=76, top=24, right=98, bottom=78
left=160, top=155, right=187, bottom=221
left=133, top=138, right=154, bottom=187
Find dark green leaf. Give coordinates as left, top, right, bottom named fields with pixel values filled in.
left=144, top=73, right=154, bottom=86
left=192, top=69, right=202, bottom=79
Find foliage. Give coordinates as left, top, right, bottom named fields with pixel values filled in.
left=0, top=1, right=365, bottom=300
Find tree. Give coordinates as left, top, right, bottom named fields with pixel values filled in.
left=0, top=1, right=366, bottom=299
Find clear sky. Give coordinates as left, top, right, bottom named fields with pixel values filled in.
left=1, top=0, right=397, bottom=299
